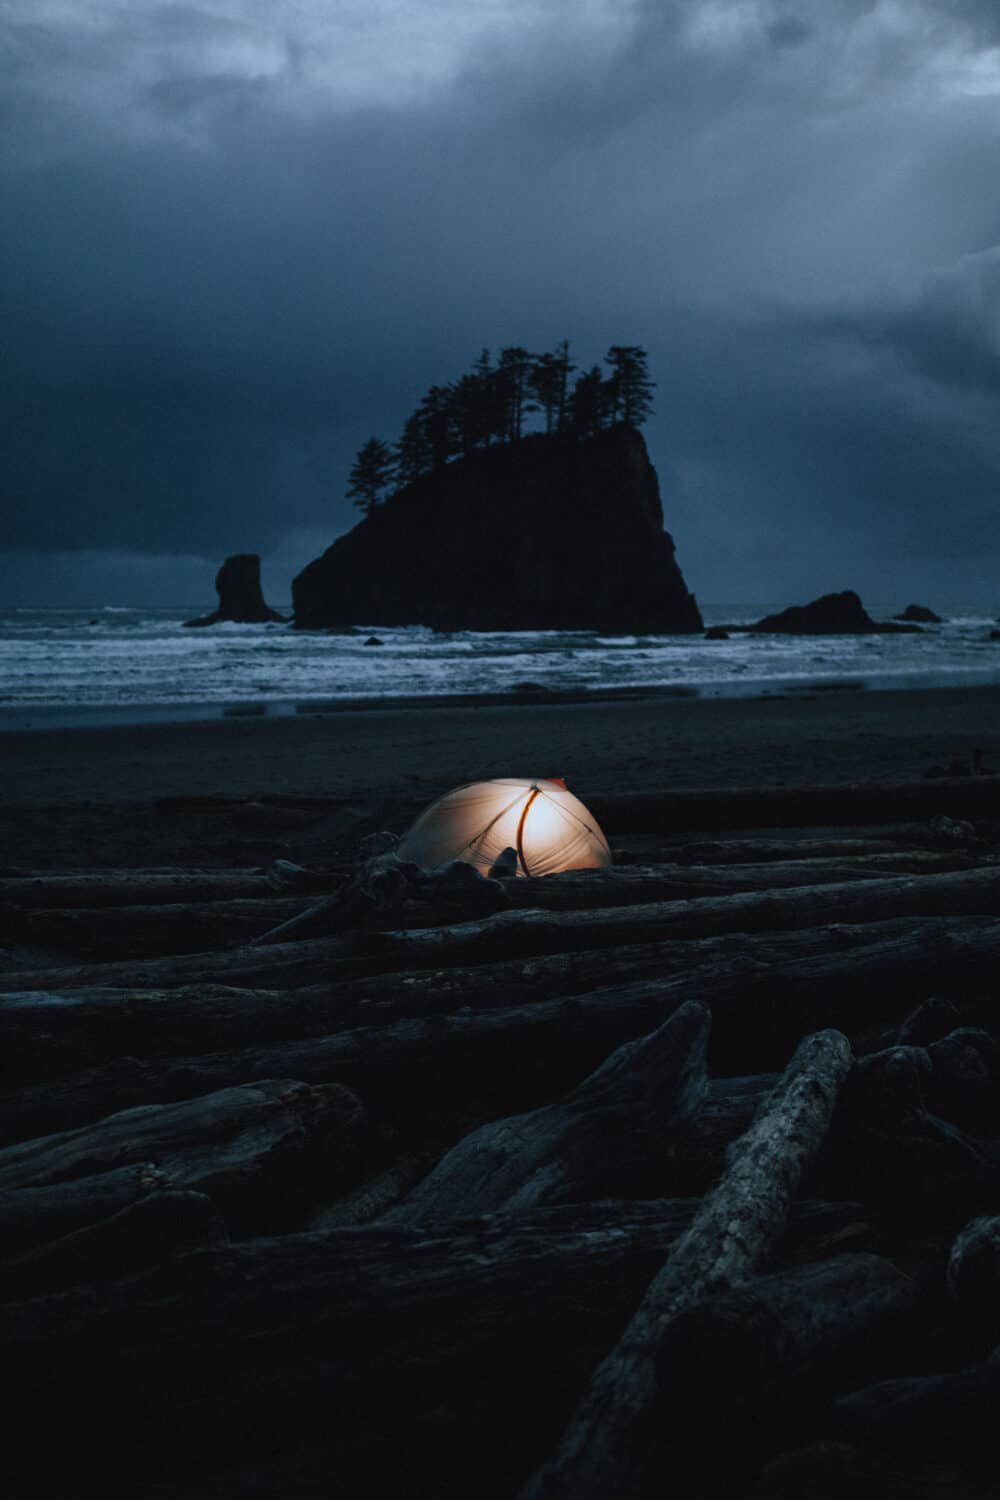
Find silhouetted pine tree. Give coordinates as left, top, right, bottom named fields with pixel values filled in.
left=347, top=437, right=396, bottom=516
left=553, top=339, right=575, bottom=431
left=528, top=352, right=562, bottom=435
left=418, top=385, right=456, bottom=470
left=605, top=345, right=654, bottom=427
left=497, top=347, right=536, bottom=442
left=570, top=366, right=609, bottom=438
left=394, top=414, right=431, bottom=489
left=450, top=372, right=493, bottom=458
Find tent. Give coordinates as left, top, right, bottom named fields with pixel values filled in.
left=397, top=778, right=612, bottom=878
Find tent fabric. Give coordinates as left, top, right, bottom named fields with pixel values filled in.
left=397, top=778, right=612, bottom=878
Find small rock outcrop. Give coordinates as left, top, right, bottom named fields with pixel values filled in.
left=184, top=556, right=288, bottom=628
left=292, top=427, right=703, bottom=635
left=751, top=590, right=920, bottom=635
left=896, top=604, right=943, bottom=624
left=704, top=626, right=730, bottom=641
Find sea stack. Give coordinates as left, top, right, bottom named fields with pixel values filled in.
left=184, top=555, right=288, bottom=627
left=751, top=590, right=921, bottom=635
left=292, top=426, right=703, bottom=634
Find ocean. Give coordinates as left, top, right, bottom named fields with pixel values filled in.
left=1, top=603, right=999, bottom=731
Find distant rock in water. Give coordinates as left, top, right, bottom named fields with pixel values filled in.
left=292, top=427, right=703, bottom=634
left=896, top=603, right=943, bottom=624
left=751, top=590, right=921, bottom=635
left=184, top=555, right=288, bottom=628
left=704, top=626, right=730, bottom=641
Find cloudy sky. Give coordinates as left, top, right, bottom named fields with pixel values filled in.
left=3, top=0, right=1000, bottom=608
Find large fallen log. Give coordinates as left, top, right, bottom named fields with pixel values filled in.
left=382, top=1002, right=710, bottom=1223
left=522, top=1028, right=854, bottom=1500
left=588, top=777, right=1000, bottom=834
left=500, top=851, right=997, bottom=907
left=754, top=1441, right=999, bottom=1500
left=4, top=918, right=998, bottom=1142
left=6, top=861, right=999, bottom=997
left=0, top=1162, right=174, bottom=1257
left=0, top=869, right=278, bottom=908
left=2, top=1188, right=227, bottom=1299
left=1, top=1196, right=869, bottom=1496
left=837, top=1041, right=1000, bottom=1216
left=0, top=930, right=357, bottom=995
left=359, top=866, right=1000, bottom=969
left=674, top=828, right=990, bottom=865
left=657, top=1251, right=924, bottom=1396
left=0, top=1078, right=367, bottom=1235
left=4, top=916, right=971, bottom=1076
left=0, top=894, right=312, bottom=959
left=835, top=1362, right=1000, bottom=1467
left=251, top=851, right=997, bottom=948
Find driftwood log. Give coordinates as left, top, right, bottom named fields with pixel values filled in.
left=657, top=1250, right=924, bottom=1395
left=753, top=1441, right=999, bottom=1500
left=6, top=777, right=1000, bottom=1496
left=251, top=849, right=997, bottom=946
left=522, top=1028, right=854, bottom=1499
left=0, top=1078, right=367, bottom=1237
left=7, top=915, right=1000, bottom=1145
left=360, top=866, right=1000, bottom=969
left=381, top=1001, right=710, bottom=1223
left=1, top=1195, right=874, bottom=1497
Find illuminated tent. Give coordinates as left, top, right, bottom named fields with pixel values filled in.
left=398, top=778, right=612, bottom=878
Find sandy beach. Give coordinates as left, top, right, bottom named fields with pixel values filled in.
left=3, top=683, right=1000, bottom=869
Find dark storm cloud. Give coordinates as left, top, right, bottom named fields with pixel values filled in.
left=2, top=0, right=1000, bottom=603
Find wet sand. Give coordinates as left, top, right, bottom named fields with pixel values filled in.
left=3, top=684, right=1000, bottom=869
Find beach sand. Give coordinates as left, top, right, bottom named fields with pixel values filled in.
left=3, top=684, right=1000, bottom=869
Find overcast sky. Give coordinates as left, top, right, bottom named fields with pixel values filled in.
left=3, top=0, right=1000, bottom=608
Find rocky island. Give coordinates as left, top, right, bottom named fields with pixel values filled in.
left=293, top=342, right=702, bottom=634
left=293, top=425, right=702, bottom=633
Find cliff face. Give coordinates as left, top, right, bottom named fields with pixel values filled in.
left=293, top=427, right=703, bottom=633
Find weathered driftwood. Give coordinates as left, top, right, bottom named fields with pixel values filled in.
left=897, top=995, right=964, bottom=1045
left=947, top=1215, right=1000, bottom=1337
left=0, top=1162, right=173, bottom=1257
left=381, top=1001, right=710, bottom=1224
left=1, top=1196, right=873, bottom=1495
left=6, top=915, right=982, bottom=1078
left=0, top=895, right=312, bottom=959
left=499, top=850, right=996, bottom=908
left=0, top=1079, right=367, bottom=1233
left=0, top=930, right=357, bottom=995
left=838, top=1041, right=1000, bottom=1215
left=754, top=1441, right=999, bottom=1500
left=0, top=1201, right=708, bottom=1494
left=252, top=848, right=509, bottom=945
left=2, top=1188, right=226, bottom=1299
left=360, top=866, right=1000, bottom=969
left=522, top=1028, right=854, bottom=1500
left=0, top=869, right=277, bottom=908
left=251, top=851, right=997, bottom=948
left=675, top=830, right=989, bottom=865
left=587, top=777, right=1000, bottom=834
left=5, top=917, right=999, bottom=1141
left=657, top=1251, right=923, bottom=1395
left=835, top=1363, right=1000, bottom=1465
left=5, top=860, right=1000, bottom=997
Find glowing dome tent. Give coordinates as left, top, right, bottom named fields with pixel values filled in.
left=398, top=778, right=612, bottom=878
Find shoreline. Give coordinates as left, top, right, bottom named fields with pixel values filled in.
left=5, top=664, right=1000, bottom=735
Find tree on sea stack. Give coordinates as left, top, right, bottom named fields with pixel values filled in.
left=347, top=437, right=396, bottom=516
left=605, top=345, right=654, bottom=427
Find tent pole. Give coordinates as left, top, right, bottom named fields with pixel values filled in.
left=516, top=787, right=541, bottom=876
